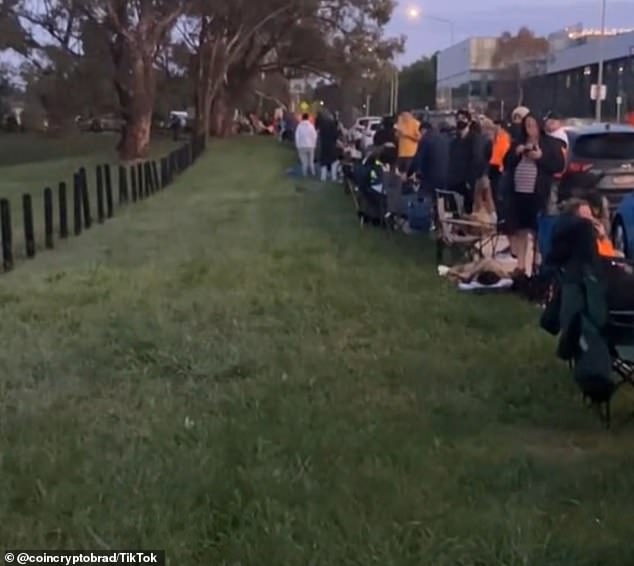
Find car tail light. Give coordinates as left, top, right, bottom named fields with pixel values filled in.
left=567, top=162, right=593, bottom=173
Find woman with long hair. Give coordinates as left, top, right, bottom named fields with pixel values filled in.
left=504, top=113, right=565, bottom=277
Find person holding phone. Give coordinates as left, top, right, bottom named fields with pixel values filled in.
left=504, top=113, right=565, bottom=277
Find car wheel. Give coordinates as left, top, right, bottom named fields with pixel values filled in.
left=612, top=217, right=628, bottom=257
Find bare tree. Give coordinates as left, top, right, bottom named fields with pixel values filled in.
left=492, top=27, right=549, bottom=108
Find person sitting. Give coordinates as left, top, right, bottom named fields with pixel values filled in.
left=548, top=198, right=633, bottom=311
left=560, top=198, right=622, bottom=258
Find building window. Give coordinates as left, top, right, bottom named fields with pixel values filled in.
left=583, top=66, right=592, bottom=76
left=566, top=74, right=571, bottom=88
left=470, top=81, right=482, bottom=96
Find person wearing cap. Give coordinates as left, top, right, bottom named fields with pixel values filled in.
left=509, top=106, right=530, bottom=143
left=544, top=111, right=569, bottom=150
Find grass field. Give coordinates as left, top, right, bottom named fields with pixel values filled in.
left=1, top=137, right=634, bottom=564
left=0, top=132, right=178, bottom=257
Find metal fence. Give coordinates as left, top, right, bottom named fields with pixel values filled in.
left=0, top=135, right=206, bottom=273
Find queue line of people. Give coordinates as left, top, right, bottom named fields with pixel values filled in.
left=367, top=105, right=569, bottom=278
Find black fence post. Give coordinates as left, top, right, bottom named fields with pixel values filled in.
left=144, top=162, right=153, bottom=195
left=118, top=165, right=128, bottom=204
left=137, top=162, right=144, bottom=199
left=44, top=187, right=54, bottom=249
left=73, top=172, right=83, bottom=236
left=80, top=168, right=92, bottom=228
left=152, top=161, right=160, bottom=191
left=130, top=165, right=138, bottom=202
left=160, top=158, right=167, bottom=187
left=0, top=198, right=13, bottom=271
left=96, top=165, right=105, bottom=223
left=22, top=193, right=35, bottom=258
left=58, top=182, right=68, bottom=239
left=104, top=164, right=114, bottom=218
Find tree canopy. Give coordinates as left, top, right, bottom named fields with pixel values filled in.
left=1, top=0, right=399, bottom=156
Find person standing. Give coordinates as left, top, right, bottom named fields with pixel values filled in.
left=294, top=113, right=317, bottom=177
left=504, top=113, right=565, bottom=276
left=413, top=121, right=450, bottom=196
left=543, top=111, right=569, bottom=151
left=487, top=119, right=511, bottom=200
left=316, top=110, right=340, bottom=182
left=395, top=112, right=421, bottom=175
left=447, top=109, right=489, bottom=214
left=509, top=106, right=530, bottom=141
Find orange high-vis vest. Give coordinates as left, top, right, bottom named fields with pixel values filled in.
left=489, top=130, right=511, bottom=171
left=597, top=237, right=618, bottom=257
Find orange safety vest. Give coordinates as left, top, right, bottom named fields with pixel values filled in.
left=489, top=130, right=511, bottom=171
left=597, top=237, right=618, bottom=257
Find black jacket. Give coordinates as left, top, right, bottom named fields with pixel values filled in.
left=447, top=130, right=490, bottom=189
left=504, top=135, right=565, bottom=210
left=318, top=119, right=339, bottom=166
left=413, top=129, right=450, bottom=190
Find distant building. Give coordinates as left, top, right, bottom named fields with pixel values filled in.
left=435, top=27, right=634, bottom=121
left=523, top=29, right=634, bottom=120
left=435, top=37, right=500, bottom=113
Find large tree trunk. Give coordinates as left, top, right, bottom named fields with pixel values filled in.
left=114, top=53, right=155, bottom=161
left=209, top=92, right=233, bottom=137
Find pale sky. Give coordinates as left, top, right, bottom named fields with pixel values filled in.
left=390, top=0, right=634, bottom=63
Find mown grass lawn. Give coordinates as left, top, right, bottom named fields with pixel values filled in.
left=0, top=132, right=178, bottom=255
left=1, top=137, right=633, bottom=565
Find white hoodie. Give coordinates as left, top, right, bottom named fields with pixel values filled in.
left=295, top=120, right=317, bottom=149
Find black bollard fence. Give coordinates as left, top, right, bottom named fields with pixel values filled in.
left=130, top=165, right=138, bottom=202
left=0, top=198, right=13, bottom=271
left=58, top=182, right=68, bottom=239
left=73, top=172, right=83, bottom=236
left=96, top=165, right=105, bottom=223
left=118, top=165, right=128, bottom=204
left=152, top=161, right=160, bottom=191
left=22, top=193, right=35, bottom=258
left=80, top=168, right=92, bottom=228
left=104, top=164, right=114, bottom=218
left=160, top=158, right=168, bottom=188
left=137, top=162, right=144, bottom=200
left=44, top=187, right=54, bottom=249
left=144, top=162, right=153, bottom=195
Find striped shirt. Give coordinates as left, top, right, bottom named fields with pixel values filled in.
left=514, top=156, right=538, bottom=194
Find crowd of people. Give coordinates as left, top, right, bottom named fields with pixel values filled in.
left=289, top=103, right=633, bottom=298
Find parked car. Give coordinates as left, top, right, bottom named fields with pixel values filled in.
left=77, top=113, right=125, bottom=133
left=350, top=116, right=381, bottom=141
left=563, top=124, right=634, bottom=212
left=360, top=120, right=382, bottom=152
left=612, top=195, right=634, bottom=258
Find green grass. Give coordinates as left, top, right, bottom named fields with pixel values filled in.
left=1, top=137, right=634, bottom=564
left=0, top=132, right=179, bottom=257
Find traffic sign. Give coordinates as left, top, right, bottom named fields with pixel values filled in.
left=590, top=84, right=607, bottom=101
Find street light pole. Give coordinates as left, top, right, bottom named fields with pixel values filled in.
left=595, top=0, right=607, bottom=122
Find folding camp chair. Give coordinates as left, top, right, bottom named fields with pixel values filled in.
left=435, top=189, right=503, bottom=265
left=384, top=172, right=419, bottom=232
left=570, top=309, right=634, bottom=429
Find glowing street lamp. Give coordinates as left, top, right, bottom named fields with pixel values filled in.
left=406, top=6, right=420, bottom=20
left=404, top=5, right=455, bottom=45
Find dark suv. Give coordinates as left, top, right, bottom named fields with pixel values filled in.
left=563, top=124, right=634, bottom=211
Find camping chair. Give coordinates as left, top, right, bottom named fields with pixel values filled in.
left=435, top=189, right=503, bottom=265
left=542, top=215, right=634, bottom=428
left=558, top=297, right=634, bottom=429
left=384, top=172, right=419, bottom=232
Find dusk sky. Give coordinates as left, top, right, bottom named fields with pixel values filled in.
left=390, top=0, right=634, bottom=64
